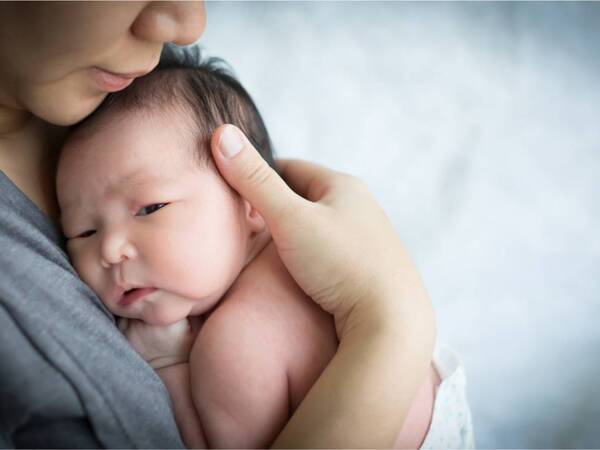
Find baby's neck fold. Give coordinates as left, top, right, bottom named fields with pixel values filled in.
left=244, top=228, right=272, bottom=268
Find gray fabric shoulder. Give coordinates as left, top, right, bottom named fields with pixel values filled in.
left=0, top=171, right=184, bottom=448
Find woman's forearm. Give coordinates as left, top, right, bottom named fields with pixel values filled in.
left=272, top=293, right=435, bottom=449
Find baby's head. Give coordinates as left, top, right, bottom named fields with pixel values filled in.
left=57, top=52, right=274, bottom=325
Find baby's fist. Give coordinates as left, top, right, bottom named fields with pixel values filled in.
left=118, top=316, right=202, bottom=369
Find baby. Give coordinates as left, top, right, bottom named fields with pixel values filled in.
left=56, top=55, right=437, bottom=448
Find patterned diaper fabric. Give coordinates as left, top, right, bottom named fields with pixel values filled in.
left=421, top=345, right=475, bottom=449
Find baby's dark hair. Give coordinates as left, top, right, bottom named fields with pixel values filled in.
left=72, top=45, right=276, bottom=169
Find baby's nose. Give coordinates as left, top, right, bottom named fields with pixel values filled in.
left=100, top=232, right=137, bottom=269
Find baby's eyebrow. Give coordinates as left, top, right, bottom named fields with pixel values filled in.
left=60, top=170, right=178, bottom=216
left=114, top=169, right=152, bottom=189
left=59, top=195, right=85, bottom=219
left=58, top=203, right=87, bottom=233
left=112, top=169, right=178, bottom=191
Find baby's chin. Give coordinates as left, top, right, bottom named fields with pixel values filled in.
left=118, top=300, right=194, bottom=326
left=141, top=306, right=193, bottom=326
left=115, top=292, right=220, bottom=325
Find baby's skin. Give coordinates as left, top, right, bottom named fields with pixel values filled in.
left=56, top=108, right=438, bottom=448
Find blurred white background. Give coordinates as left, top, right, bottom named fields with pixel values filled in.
left=199, top=2, right=600, bottom=448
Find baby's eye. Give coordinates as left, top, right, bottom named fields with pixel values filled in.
left=136, top=203, right=168, bottom=216
left=75, top=230, right=96, bottom=239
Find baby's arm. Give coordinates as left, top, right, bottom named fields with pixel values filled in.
left=156, top=363, right=208, bottom=449
left=119, top=317, right=207, bottom=448
left=189, top=301, right=291, bottom=449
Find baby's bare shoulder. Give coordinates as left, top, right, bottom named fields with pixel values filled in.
left=193, top=258, right=307, bottom=359
left=192, top=241, right=335, bottom=371
left=191, top=244, right=337, bottom=411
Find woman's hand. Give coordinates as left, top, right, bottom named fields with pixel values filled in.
left=210, top=125, right=436, bottom=448
left=211, top=125, right=432, bottom=339
left=118, top=316, right=202, bottom=369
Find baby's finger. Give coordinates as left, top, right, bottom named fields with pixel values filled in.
left=211, top=125, right=304, bottom=225
left=117, top=317, right=129, bottom=333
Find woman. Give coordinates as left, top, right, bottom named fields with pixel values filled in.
left=0, top=2, right=434, bottom=448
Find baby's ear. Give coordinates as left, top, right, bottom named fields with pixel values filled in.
left=243, top=199, right=266, bottom=233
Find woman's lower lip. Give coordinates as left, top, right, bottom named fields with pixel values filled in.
left=89, top=67, right=135, bottom=92
left=118, top=288, right=158, bottom=307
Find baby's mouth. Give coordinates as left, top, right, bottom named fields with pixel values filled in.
left=118, top=287, right=158, bottom=307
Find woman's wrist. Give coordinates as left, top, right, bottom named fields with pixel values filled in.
left=339, top=265, right=435, bottom=341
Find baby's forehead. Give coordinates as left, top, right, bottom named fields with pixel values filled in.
left=66, top=106, right=202, bottom=165
left=59, top=116, right=214, bottom=201
left=58, top=149, right=220, bottom=221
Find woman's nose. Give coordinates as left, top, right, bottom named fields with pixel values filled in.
left=131, top=1, right=206, bottom=46
left=100, top=231, right=137, bottom=269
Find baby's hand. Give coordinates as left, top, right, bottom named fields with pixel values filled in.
left=118, top=316, right=202, bottom=369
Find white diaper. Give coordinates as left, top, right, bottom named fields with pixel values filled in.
left=421, top=345, right=475, bottom=449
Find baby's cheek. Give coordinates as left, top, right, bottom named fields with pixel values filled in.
left=152, top=209, right=246, bottom=299
left=155, top=235, right=228, bottom=299
left=154, top=222, right=198, bottom=267
left=71, top=246, right=104, bottom=298
left=68, top=248, right=87, bottom=281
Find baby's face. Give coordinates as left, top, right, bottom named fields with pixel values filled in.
left=57, top=111, right=257, bottom=325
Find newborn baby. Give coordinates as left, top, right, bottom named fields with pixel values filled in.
left=56, top=56, right=436, bottom=448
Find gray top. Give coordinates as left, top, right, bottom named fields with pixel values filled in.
left=0, top=170, right=184, bottom=448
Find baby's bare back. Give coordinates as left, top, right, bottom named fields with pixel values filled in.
left=189, top=240, right=337, bottom=448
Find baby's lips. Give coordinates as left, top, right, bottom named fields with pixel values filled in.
left=118, top=287, right=158, bottom=307
left=108, top=286, right=126, bottom=306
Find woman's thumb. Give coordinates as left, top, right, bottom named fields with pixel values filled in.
left=211, top=124, right=299, bottom=225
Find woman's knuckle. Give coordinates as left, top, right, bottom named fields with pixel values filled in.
left=339, top=173, right=369, bottom=193
left=244, top=161, right=272, bottom=189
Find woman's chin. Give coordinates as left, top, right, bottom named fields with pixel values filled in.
left=27, top=87, right=107, bottom=126
left=53, top=96, right=107, bottom=126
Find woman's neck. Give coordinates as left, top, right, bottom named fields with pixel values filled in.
left=0, top=107, right=67, bottom=224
